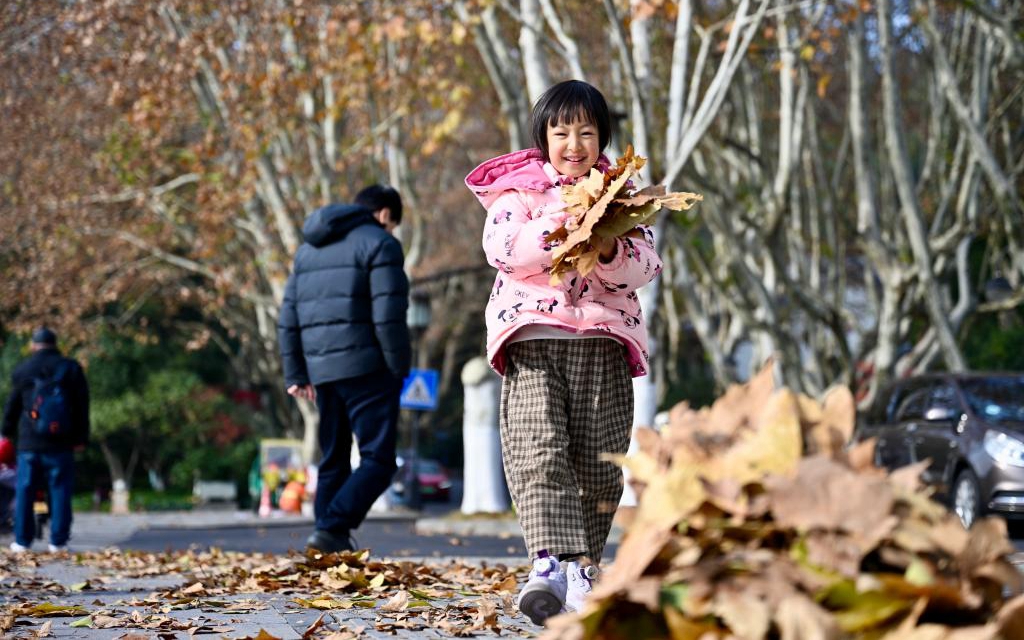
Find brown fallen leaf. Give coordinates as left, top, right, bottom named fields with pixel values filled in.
left=231, top=630, right=283, bottom=640
left=36, top=620, right=53, bottom=638
left=774, top=593, right=841, bottom=640
left=302, top=612, right=328, bottom=639
left=380, top=590, right=410, bottom=613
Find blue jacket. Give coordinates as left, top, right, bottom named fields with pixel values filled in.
left=278, top=203, right=411, bottom=386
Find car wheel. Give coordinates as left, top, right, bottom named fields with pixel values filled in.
left=952, top=469, right=982, bottom=530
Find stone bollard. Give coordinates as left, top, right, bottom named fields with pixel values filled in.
left=110, top=479, right=130, bottom=515
left=460, top=356, right=510, bottom=514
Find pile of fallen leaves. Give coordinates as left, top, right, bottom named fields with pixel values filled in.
left=545, top=365, right=1024, bottom=639
left=544, top=146, right=702, bottom=285
left=1, top=548, right=523, bottom=638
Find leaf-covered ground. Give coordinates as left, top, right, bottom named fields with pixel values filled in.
left=1, top=547, right=535, bottom=638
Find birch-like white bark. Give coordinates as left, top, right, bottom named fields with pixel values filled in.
left=877, top=0, right=966, bottom=371
left=629, top=0, right=654, bottom=144
left=519, top=0, right=551, bottom=105
left=538, top=0, right=584, bottom=79
left=454, top=1, right=528, bottom=150
left=602, top=0, right=650, bottom=175
left=665, top=0, right=692, bottom=163
left=663, top=0, right=770, bottom=189
left=919, top=0, right=1015, bottom=202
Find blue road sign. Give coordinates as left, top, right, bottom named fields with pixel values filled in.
left=400, top=368, right=439, bottom=411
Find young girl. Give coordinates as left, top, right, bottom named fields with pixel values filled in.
left=465, top=80, right=662, bottom=624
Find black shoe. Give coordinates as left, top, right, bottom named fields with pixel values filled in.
left=305, top=529, right=355, bottom=553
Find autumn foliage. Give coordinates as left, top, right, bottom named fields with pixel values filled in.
left=544, top=365, right=1024, bottom=639
left=544, top=147, right=702, bottom=285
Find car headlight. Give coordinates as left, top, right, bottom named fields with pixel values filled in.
left=983, top=431, right=1024, bottom=467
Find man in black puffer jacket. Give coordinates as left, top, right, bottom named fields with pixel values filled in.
left=278, top=184, right=411, bottom=553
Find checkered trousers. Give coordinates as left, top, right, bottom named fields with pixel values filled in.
left=500, top=338, right=633, bottom=563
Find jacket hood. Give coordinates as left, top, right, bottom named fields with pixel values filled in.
left=465, top=148, right=613, bottom=209
left=465, top=149, right=554, bottom=209
left=303, top=203, right=377, bottom=247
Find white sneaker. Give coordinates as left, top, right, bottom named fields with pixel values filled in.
left=517, top=552, right=567, bottom=625
left=9, top=541, right=30, bottom=553
left=565, top=560, right=598, bottom=612
left=47, top=544, right=67, bottom=553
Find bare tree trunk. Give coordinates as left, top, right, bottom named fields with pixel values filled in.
left=454, top=1, right=529, bottom=150
left=877, top=0, right=966, bottom=371
left=519, top=0, right=551, bottom=104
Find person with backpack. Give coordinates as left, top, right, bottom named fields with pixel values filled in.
left=1, top=327, right=89, bottom=553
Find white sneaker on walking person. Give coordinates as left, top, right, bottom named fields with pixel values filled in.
left=517, top=552, right=567, bottom=625
left=9, top=541, right=30, bottom=553
left=47, top=544, right=67, bottom=553
left=565, top=560, right=598, bottom=612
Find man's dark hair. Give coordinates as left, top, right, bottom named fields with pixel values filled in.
left=355, top=184, right=403, bottom=225
left=530, top=80, right=612, bottom=160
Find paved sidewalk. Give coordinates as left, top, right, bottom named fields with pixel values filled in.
left=0, top=509, right=554, bottom=638
left=1, top=549, right=540, bottom=639
left=4, top=507, right=423, bottom=552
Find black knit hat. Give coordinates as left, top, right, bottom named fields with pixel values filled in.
left=31, top=327, right=57, bottom=345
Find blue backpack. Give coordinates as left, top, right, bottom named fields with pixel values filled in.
left=28, top=361, right=72, bottom=438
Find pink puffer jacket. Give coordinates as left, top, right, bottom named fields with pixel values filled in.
left=465, top=148, right=662, bottom=377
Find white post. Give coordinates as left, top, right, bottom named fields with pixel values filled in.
left=460, top=356, right=510, bottom=514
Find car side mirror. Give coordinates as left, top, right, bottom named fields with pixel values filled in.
left=924, top=405, right=957, bottom=422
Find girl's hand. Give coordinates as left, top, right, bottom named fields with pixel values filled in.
left=593, top=236, right=618, bottom=262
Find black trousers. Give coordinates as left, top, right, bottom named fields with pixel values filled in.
left=313, top=370, right=402, bottom=534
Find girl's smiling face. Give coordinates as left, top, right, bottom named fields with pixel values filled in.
left=546, top=118, right=600, bottom=179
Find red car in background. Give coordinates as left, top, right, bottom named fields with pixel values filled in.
left=391, top=453, right=452, bottom=502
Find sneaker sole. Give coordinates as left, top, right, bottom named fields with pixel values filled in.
left=519, top=589, right=563, bottom=625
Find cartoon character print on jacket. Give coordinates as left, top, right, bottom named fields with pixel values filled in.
left=568, top=276, right=591, bottom=297
left=492, top=258, right=514, bottom=274
left=623, top=237, right=643, bottom=263
left=492, top=210, right=512, bottom=225
left=536, top=297, right=558, bottom=313
left=619, top=308, right=642, bottom=328
left=537, top=229, right=557, bottom=252
left=490, top=276, right=504, bottom=301
left=497, top=303, right=524, bottom=324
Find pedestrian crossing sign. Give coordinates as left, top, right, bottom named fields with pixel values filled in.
left=400, top=368, right=439, bottom=411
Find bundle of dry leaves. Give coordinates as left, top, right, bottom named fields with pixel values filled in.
left=544, top=146, right=702, bottom=285
left=544, top=364, right=1024, bottom=639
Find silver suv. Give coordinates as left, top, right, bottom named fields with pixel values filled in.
left=861, top=373, right=1024, bottom=529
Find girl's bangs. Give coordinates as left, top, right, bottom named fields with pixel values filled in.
left=549, top=103, right=594, bottom=127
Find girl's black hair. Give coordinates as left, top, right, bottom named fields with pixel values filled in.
left=530, top=80, right=611, bottom=159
